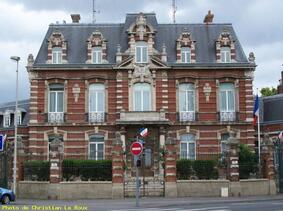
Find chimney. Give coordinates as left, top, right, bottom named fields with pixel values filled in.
left=71, top=14, right=81, bottom=23
left=203, top=10, right=214, bottom=24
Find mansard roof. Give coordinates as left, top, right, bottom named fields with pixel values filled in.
left=34, top=13, right=249, bottom=67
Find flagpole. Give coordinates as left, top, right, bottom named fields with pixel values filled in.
left=257, top=89, right=261, bottom=169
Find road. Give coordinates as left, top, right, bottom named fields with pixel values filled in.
left=1, top=195, right=283, bottom=211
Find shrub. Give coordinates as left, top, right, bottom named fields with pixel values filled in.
left=192, top=160, right=218, bottom=180
left=62, top=159, right=112, bottom=181
left=239, top=144, right=258, bottom=179
left=24, top=160, right=50, bottom=181
left=176, top=159, right=193, bottom=179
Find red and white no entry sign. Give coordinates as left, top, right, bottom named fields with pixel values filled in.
left=130, top=142, right=143, bottom=156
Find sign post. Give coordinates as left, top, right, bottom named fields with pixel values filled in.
left=130, top=141, right=143, bottom=207
left=0, top=134, right=4, bottom=152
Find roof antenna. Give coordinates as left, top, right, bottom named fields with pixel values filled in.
left=172, top=0, right=177, bottom=23
left=92, top=0, right=100, bottom=23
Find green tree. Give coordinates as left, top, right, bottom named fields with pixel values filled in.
left=239, top=144, right=258, bottom=179
left=260, top=87, right=277, bottom=96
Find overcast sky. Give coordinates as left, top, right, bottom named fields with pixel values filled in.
left=0, top=0, right=282, bottom=103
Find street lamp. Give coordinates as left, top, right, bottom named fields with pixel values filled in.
left=10, top=56, right=20, bottom=195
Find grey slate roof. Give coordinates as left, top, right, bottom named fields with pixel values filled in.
left=0, top=99, right=29, bottom=128
left=34, top=13, right=249, bottom=66
left=260, top=94, right=283, bottom=124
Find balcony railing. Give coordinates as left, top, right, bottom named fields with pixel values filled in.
left=179, top=111, right=196, bottom=122
left=48, top=112, right=64, bottom=123
left=88, top=112, right=105, bottom=123
left=219, top=111, right=236, bottom=122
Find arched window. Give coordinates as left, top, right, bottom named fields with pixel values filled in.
left=181, top=47, right=191, bottom=63
left=89, top=135, right=104, bottom=160
left=180, top=134, right=196, bottom=160
left=89, top=84, right=105, bottom=122
left=179, top=83, right=195, bottom=121
left=219, top=83, right=235, bottom=121
left=52, top=47, right=62, bottom=64
left=135, top=41, right=148, bottom=63
left=92, top=47, right=102, bottom=64
left=133, top=83, right=151, bottom=111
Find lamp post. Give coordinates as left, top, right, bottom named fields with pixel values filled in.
left=10, top=56, right=20, bottom=195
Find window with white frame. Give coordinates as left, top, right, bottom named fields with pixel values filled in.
left=180, top=134, right=196, bottom=160
left=181, top=47, right=191, bottom=63
left=49, top=84, right=64, bottom=113
left=89, top=135, right=104, bottom=160
left=133, top=83, right=151, bottom=111
left=52, top=47, right=62, bottom=64
left=92, top=47, right=102, bottom=64
left=221, top=47, right=231, bottom=63
left=89, top=84, right=105, bottom=122
left=219, top=83, right=236, bottom=121
left=179, top=83, right=195, bottom=121
left=219, top=83, right=235, bottom=112
left=135, top=42, right=148, bottom=63
left=16, top=111, right=22, bottom=126
left=3, top=112, right=10, bottom=128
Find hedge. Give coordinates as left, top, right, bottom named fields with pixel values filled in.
left=62, top=159, right=112, bottom=181
left=239, top=144, right=258, bottom=179
left=176, top=159, right=218, bottom=180
left=24, top=160, right=50, bottom=181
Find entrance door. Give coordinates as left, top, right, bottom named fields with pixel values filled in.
left=124, top=126, right=164, bottom=197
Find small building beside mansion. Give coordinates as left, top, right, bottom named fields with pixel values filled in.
left=1, top=12, right=260, bottom=197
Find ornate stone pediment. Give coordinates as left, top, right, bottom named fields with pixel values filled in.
left=132, top=64, right=151, bottom=82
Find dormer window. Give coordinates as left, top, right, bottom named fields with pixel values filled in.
left=3, top=112, right=10, bottom=128
left=92, top=47, right=102, bottom=64
left=16, top=111, right=22, bottom=125
left=135, top=42, right=148, bottom=63
left=181, top=47, right=191, bottom=63
left=52, top=47, right=62, bottom=64
left=221, top=47, right=231, bottom=63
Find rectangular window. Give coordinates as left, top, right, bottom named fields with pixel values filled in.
left=3, top=114, right=10, bottom=128
left=89, top=135, right=104, bottom=160
left=133, top=83, right=151, bottom=111
left=49, top=91, right=64, bottom=112
left=180, top=134, right=196, bottom=160
left=181, top=47, right=191, bottom=63
left=52, top=47, right=62, bottom=64
left=219, top=83, right=235, bottom=112
left=221, top=47, right=231, bottom=63
left=136, top=42, right=148, bottom=63
left=92, top=47, right=102, bottom=64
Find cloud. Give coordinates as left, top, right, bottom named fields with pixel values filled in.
left=0, top=0, right=282, bottom=103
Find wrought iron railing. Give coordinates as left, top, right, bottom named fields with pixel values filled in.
left=88, top=112, right=105, bottom=123
left=219, top=111, right=236, bottom=122
left=179, top=111, right=196, bottom=122
left=48, top=112, right=64, bottom=123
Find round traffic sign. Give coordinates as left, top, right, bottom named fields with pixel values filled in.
left=130, top=142, right=143, bottom=156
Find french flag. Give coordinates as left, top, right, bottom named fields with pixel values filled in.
left=253, top=95, right=259, bottom=126
left=139, top=128, right=149, bottom=138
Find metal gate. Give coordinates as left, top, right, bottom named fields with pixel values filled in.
left=274, top=139, right=283, bottom=193
left=0, top=146, right=8, bottom=188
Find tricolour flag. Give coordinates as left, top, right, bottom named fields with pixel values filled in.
left=253, top=95, right=259, bottom=125
left=0, top=134, right=6, bottom=151
left=139, top=128, right=149, bottom=138
left=279, top=131, right=283, bottom=140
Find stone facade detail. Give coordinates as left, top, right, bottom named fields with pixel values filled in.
left=216, top=30, right=236, bottom=62
left=46, top=31, right=68, bottom=64
left=176, top=29, right=196, bottom=63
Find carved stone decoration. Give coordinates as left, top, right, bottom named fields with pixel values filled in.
left=203, top=10, right=214, bottom=24
left=114, top=131, right=122, bottom=146
left=86, top=30, right=108, bottom=64
left=161, top=43, right=167, bottom=62
left=132, top=64, right=151, bottom=82
left=72, top=84, right=81, bottom=103
left=176, top=29, right=196, bottom=63
left=248, top=52, right=255, bottom=63
left=245, top=70, right=254, bottom=80
left=136, top=14, right=146, bottom=40
left=46, top=30, right=68, bottom=64
left=203, top=83, right=212, bottom=102
left=216, top=29, right=236, bottom=63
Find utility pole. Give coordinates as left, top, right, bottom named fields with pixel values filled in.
left=172, top=0, right=177, bottom=23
